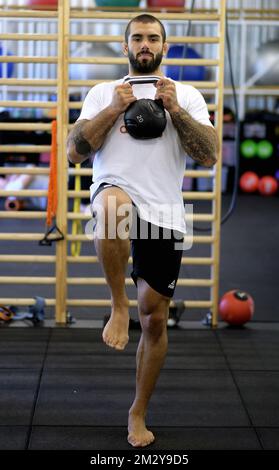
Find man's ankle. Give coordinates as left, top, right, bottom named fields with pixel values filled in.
left=112, top=299, right=130, bottom=310
left=129, top=406, right=146, bottom=419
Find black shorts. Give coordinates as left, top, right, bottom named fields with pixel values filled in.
left=91, top=183, right=184, bottom=298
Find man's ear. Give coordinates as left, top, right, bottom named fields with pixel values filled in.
left=163, top=42, right=169, bottom=57
left=122, top=42, right=128, bottom=56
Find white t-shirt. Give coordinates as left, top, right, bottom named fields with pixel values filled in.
left=77, top=75, right=213, bottom=233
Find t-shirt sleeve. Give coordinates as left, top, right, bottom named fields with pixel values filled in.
left=76, top=84, right=103, bottom=121
left=186, top=86, right=214, bottom=127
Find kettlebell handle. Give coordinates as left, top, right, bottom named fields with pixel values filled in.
left=123, top=76, right=160, bottom=87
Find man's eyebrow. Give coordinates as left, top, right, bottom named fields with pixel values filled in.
left=131, top=34, right=161, bottom=39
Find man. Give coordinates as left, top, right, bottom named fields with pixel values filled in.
left=67, top=14, right=218, bottom=448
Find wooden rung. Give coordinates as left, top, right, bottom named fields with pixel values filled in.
left=66, top=299, right=213, bottom=308
left=242, top=8, right=279, bottom=13
left=66, top=255, right=214, bottom=265
left=185, top=81, right=218, bottom=89
left=0, top=10, right=58, bottom=18
left=62, top=168, right=91, bottom=176
left=69, top=79, right=113, bottom=87
left=0, top=190, right=47, bottom=197
left=68, top=102, right=83, bottom=109
left=187, top=235, right=214, bottom=244
left=69, top=34, right=219, bottom=44
left=68, top=168, right=214, bottom=178
left=67, top=256, right=99, bottom=263
left=0, top=297, right=212, bottom=310
left=0, top=145, right=51, bottom=153
left=68, top=256, right=131, bottom=264
left=66, top=234, right=215, bottom=244
left=182, top=191, right=215, bottom=200
left=0, top=255, right=55, bottom=263
left=185, top=300, right=213, bottom=308
left=0, top=79, right=57, bottom=86
left=67, top=168, right=215, bottom=178
left=185, top=170, right=215, bottom=178
left=66, top=212, right=214, bottom=222
left=0, top=100, right=57, bottom=109
left=178, top=279, right=213, bottom=287
left=0, top=233, right=212, bottom=244
left=0, top=276, right=55, bottom=284
left=0, top=211, right=46, bottom=220
left=0, top=56, right=58, bottom=64
left=0, top=33, right=58, bottom=41
left=0, top=167, right=50, bottom=175
left=68, top=190, right=90, bottom=198
left=0, top=123, right=52, bottom=131
left=192, top=214, right=214, bottom=222
left=66, top=277, right=213, bottom=287
left=67, top=190, right=215, bottom=200
left=181, top=257, right=213, bottom=265
left=207, top=104, right=217, bottom=111
left=0, top=233, right=55, bottom=241
left=68, top=87, right=217, bottom=110
left=69, top=57, right=219, bottom=67
left=0, top=298, right=55, bottom=306
left=0, top=254, right=214, bottom=265
left=67, top=213, right=90, bottom=220
left=70, top=11, right=220, bottom=21
left=68, top=79, right=218, bottom=89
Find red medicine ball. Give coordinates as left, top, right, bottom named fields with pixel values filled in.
left=219, top=290, right=254, bottom=325
left=258, top=176, right=278, bottom=196
left=239, top=171, right=259, bottom=193
left=28, top=0, right=58, bottom=8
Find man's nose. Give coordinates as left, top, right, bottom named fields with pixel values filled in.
left=141, top=39, right=150, bottom=49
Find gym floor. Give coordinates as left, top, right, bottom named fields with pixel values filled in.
left=0, top=194, right=278, bottom=451
left=0, top=324, right=279, bottom=450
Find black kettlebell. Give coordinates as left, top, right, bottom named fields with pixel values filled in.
left=124, top=77, right=167, bottom=140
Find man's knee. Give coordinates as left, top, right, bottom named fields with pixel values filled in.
left=92, top=188, right=133, bottom=239
left=138, top=287, right=169, bottom=339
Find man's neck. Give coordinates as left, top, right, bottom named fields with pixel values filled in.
left=128, top=69, right=164, bottom=77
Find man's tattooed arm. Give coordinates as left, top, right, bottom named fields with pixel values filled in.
left=67, top=106, right=120, bottom=164
left=169, top=106, right=219, bottom=167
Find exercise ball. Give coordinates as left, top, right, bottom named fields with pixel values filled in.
left=0, top=47, right=14, bottom=78
left=240, top=139, right=257, bottom=158
left=239, top=171, right=259, bottom=193
left=69, top=43, right=124, bottom=81
left=27, top=0, right=58, bottom=7
left=95, top=0, right=140, bottom=6
left=257, top=140, right=273, bottom=159
left=219, top=290, right=254, bottom=326
left=274, top=169, right=279, bottom=181
left=147, top=0, right=185, bottom=6
left=166, top=45, right=206, bottom=81
left=250, top=40, right=279, bottom=86
left=258, top=176, right=278, bottom=196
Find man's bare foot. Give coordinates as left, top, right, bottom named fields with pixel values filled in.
left=127, top=412, right=155, bottom=448
left=102, top=305, right=129, bottom=350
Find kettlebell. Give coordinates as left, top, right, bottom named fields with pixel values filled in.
left=124, top=77, right=167, bottom=140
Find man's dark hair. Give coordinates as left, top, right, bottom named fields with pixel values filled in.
left=124, top=14, right=166, bottom=43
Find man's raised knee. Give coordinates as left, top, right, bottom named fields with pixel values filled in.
left=92, top=188, right=133, bottom=239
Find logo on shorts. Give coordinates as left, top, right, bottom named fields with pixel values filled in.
left=168, top=280, right=176, bottom=289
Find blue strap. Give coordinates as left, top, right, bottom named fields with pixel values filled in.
left=9, top=297, right=45, bottom=324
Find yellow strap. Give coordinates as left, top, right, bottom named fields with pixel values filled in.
left=71, top=164, right=82, bottom=257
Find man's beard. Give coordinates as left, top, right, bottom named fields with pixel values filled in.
left=128, top=49, right=163, bottom=74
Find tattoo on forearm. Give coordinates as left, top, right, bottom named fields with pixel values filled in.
left=74, top=135, right=92, bottom=156
left=71, top=122, right=92, bottom=156
left=170, top=107, right=218, bottom=167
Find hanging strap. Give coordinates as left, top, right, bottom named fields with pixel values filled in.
left=39, top=120, right=64, bottom=246
left=71, top=163, right=82, bottom=257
